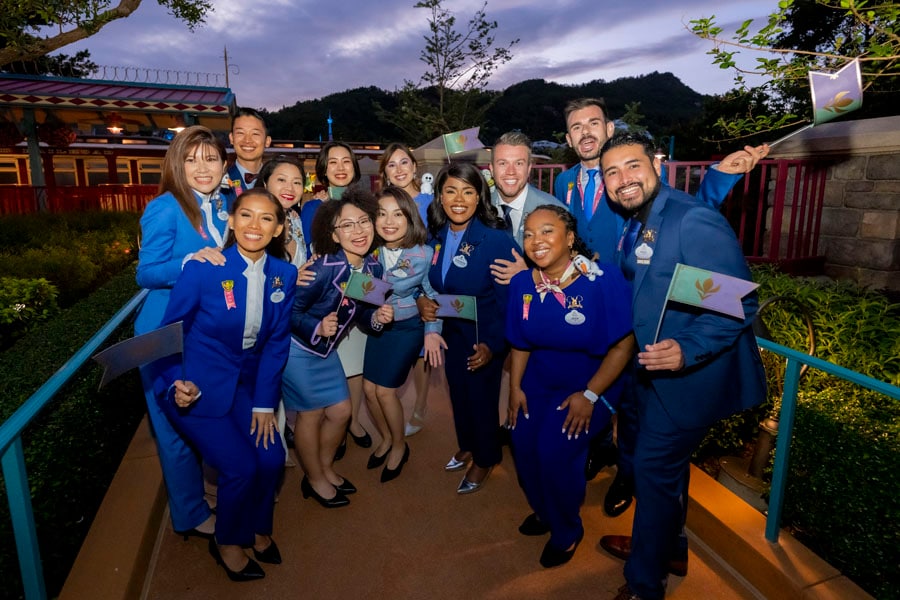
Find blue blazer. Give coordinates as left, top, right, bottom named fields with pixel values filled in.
left=621, top=186, right=766, bottom=430
left=156, top=244, right=298, bottom=416
left=428, top=218, right=519, bottom=354
left=553, top=164, right=741, bottom=263
left=376, top=244, right=438, bottom=322
left=135, top=191, right=231, bottom=335
left=225, top=163, right=253, bottom=196
left=291, top=250, right=383, bottom=357
left=490, top=183, right=566, bottom=247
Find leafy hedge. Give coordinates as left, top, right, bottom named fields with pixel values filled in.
left=0, top=278, right=58, bottom=349
left=0, top=266, right=145, bottom=600
left=697, top=266, right=900, bottom=599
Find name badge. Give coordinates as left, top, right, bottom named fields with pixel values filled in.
left=217, top=209, right=228, bottom=221
left=452, top=255, right=468, bottom=268
left=270, top=290, right=285, bottom=303
left=635, top=242, right=653, bottom=265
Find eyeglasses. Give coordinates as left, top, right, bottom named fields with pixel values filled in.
left=334, top=217, right=373, bottom=233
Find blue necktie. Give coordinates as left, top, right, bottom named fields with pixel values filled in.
left=502, top=204, right=513, bottom=230
left=623, top=218, right=642, bottom=256
left=583, top=169, right=598, bottom=220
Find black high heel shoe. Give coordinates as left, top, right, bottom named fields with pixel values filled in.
left=349, top=426, right=372, bottom=448
left=367, top=447, right=390, bottom=469
left=252, top=539, right=282, bottom=565
left=176, top=527, right=213, bottom=541
left=208, top=539, right=265, bottom=582
left=334, top=439, right=347, bottom=461
left=335, top=477, right=357, bottom=495
left=381, top=444, right=410, bottom=483
left=301, top=476, right=349, bottom=508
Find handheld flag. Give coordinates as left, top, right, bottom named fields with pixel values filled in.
left=434, top=294, right=477, bottom=321
left=343, top=271, right=393, bottom=305
left=810, top=59, right=863, bottom=126
left=442, top=127, right=483, bottom=155
left=93, top=321, right=183, bottom=389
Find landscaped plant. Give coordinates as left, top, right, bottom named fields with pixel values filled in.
left=0, top=277, right=58, bottom=348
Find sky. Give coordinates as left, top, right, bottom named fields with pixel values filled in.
left=60, top=0, right=778, bottom=111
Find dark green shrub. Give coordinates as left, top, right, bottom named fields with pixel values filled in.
left=0, top=277, right=59, bottom=348
left=0, top=266, right=145, bottom=600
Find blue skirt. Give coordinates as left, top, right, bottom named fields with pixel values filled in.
left=282, top=340, right=350, bottom=411
left=363, top=317, right=423, bottom=388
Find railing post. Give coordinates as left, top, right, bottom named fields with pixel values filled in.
left=765, top=357, right=802, bottom=542
left=2, top=438, right=47, bottom=600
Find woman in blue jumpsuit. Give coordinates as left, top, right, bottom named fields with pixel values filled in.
left=506, top=205, right=635, bottom=568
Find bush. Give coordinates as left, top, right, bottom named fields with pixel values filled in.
left=0, top=266, right=145, bottom=600
left=0, top=277, right=59, bottom=348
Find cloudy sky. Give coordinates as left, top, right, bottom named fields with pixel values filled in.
left=62, top=0, right=777, bottom=110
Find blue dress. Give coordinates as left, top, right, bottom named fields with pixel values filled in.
left=505, top=266, right=632, bottom=551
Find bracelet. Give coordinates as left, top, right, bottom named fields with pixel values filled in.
left=370, top=313, right=384, bottom=332
left=583, top=389, right=616, bottom=415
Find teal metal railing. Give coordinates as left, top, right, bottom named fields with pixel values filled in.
left=0, top=289, right=148, bottom=600
left=758, top=337, right=900, bottom=542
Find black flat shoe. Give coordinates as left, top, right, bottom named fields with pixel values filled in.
left=301, top=476, right=349, bottom=508
left=334, top=440, right=347, bottom=461
left=518, top=513, right=551, bottom=536
left=176, top=527, right=214, bottom=541
left=380, top=444, right=410, bottom=483
left=539, top=532, right=583, bottom=568
left=335, top=477, right=357, bottom=495
left=208, top=539, right=265, bottom=582
left=367, top=447, right=390, bottom=469
left=349, top=427, right=372, bottom=448
left=252, top=539, right=282, bottom=565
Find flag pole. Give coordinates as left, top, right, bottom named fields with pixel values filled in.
left=768, top=122, right=813, bottom=148
left=652, top=265, right=682, bottom=344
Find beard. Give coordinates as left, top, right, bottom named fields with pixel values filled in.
left=612, top=178, right=661, bottom=217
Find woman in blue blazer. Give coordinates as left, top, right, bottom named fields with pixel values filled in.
left=156, top=189, right=297, bottom=581
left=362, top=186, right=441, bottom=482
left=421, top=162, right=519, bottom=494
left=282, top=188, right=394, bottom=507
left=135, top=126, right=232, bottom=539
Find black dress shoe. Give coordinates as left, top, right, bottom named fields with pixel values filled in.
left=334, top=440, right=347, bottom=461
left=539, top=532, right=583, bottom=568
left=176, top=527, right=213, bottom=541
left=349, top=427, right=372, bottom=448
left=301, top=476, right=349, bottom=508
left=367, top=447, right=389, bottom=469
left=380, top=444, right=410, bottom=483
left=252, top=539, right=282, bottom=565
left=208, top=539, right=265, bottom=582
left=604, top=471, right=635, bottom=517
left=585, top=440, right=617, bottom=480
left=518, top=513, right=551, bottom=536
left=284, top=425, right=295, bottom=449
left=335, top=477, right=357, bottom=495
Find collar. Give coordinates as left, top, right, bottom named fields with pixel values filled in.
left=500, top=186, right=528, bottom=213
left=238, top=250, right=267, bottom=275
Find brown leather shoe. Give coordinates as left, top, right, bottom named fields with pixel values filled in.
left=599, top=535, right=688, bottom=577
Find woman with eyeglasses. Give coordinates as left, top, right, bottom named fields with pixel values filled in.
left=281, top=187, right=393, bottom=507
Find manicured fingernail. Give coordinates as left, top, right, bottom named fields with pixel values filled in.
left=524, top=413, right=529, bottom=419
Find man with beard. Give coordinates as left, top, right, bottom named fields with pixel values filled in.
left=553, top=97, right=768, bottom=516
left=224, top=107, right=272, bottom=196
left=597, top=132, right=766, bottom=600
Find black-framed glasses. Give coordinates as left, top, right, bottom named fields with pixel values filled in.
left=334, top=217, right=373, bottom=233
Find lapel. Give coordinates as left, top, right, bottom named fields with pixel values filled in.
left=629, top=188, right=669, bottom=309
left=444, top=219, right=486, bottom=290
left=323, top=252, right=349, bottom=295
left=396, top=245, right=426, bottom=279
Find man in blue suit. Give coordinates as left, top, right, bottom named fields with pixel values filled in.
left=597, top=132, right=766, bottom=600
left=223, top=107, right=271, bottom=197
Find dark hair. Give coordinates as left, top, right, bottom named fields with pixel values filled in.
left=378, top=142, right=420, bottom=191
left=159, top=125, right=227, bottom=230
left=427, top=161, right=504, bottom=238
left=232, top=107, right=268, bottom=137
left=310, top=186, right=380, bottom=256
left=376, top=185, right=427, bottom=248
left=563, top=97, right=611, bottom=125
left=523, top=204, right=591, bottom=258
left=599, top=131, right=657, bottom=164
left=223, top=188, right=288, bottom=261
left=255, top=155, right=306, bottom=192
left=315, top=141, right=361, bottom=187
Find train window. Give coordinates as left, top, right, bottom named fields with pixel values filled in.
left=137, top=159, right=162, bottom=185
left=52, top=157, right=77, bottom=186
left=86, top=159, right=111, bottom=185
left=116, top=160, right=131, bottom=184
left=0, top=159, right=18, bottom=185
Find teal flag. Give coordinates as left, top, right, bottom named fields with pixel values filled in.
left=442, top=127, right=483, bottom=154
left=343, top=271, right=393, bottom=305
left=665, top=263, right=759, bottom=320
left=810, top=59, right=863, bottom=126
left=434, top=294, right=477, bottom=321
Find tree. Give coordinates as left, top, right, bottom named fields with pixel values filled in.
left=1, top=50, right=98, bottom=77
left=618, top=101, right=648, bottom=135
left=0, top=0, right=212, bottom=67
left=690, top=0, right=900, bottom=141
left=376, top=0, right=518, bottom=144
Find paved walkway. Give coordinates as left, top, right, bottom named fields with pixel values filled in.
left=142, top=368, right=762, bottom=600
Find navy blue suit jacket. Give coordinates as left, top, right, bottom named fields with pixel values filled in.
left=621, top=186, right=766, bottom=430
left=157, top=245, right=298, bottom=416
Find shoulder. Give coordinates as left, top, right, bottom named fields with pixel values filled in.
left=525, top=185, right=564, bottom=208
left=510, top=268, right=534, bottom=290
left=143, top=191, right=179, bottom=214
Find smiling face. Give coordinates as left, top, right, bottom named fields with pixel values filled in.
left=439, top=176, right=479, bottom=231
left=384, top=149, right=417, bottom=192
left=227, top=193, right=284, bottom=261
left=183, top=143, right=226, bottom=194
left=601, top=143, right=662, bottom=214
left=266, top=162, right=304, bottom=210
left=376, top=194, right=409, bottom=249
left=325, top=145, right=356, bottom=188
left=229, top=115, right=271, bottom=168
left=331, top=203, right=374, bottom=264
left=565, top=105, right=616, bottom=166
left=523, top=208, right=574, bottom=275
left=490, top=143, right=531, bottom=202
